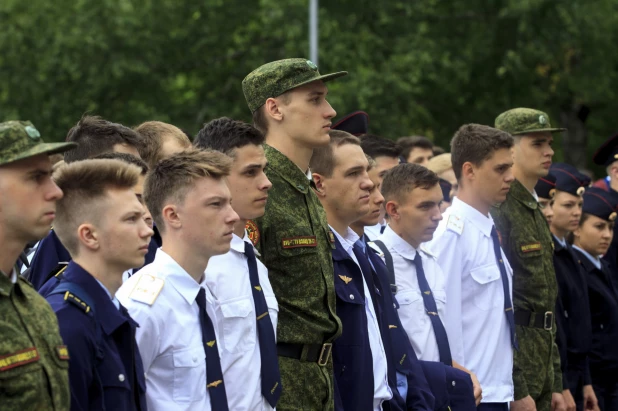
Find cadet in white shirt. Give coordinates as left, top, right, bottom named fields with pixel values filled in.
left=376, top=163, right=482, bottom=405
left=310, top=130, right=392, bottom=410
left=117, top=150, right=239, bottom=411
left=357, top=134, right=400, bottom=241
left=427, top=124, right=516, bottom=411
left=194, top=117, right=281, bottom=410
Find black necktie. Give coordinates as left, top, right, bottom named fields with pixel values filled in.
left=412, top=252, right=453, bottom=365
left=352, top=243, right=383, bottom=328
left=245, top=241, right=282, bottom=408
left=196, top=288, right=229, bottom=411
left=490, top=226, right=519, bottom=349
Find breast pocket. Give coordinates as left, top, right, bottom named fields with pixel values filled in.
left=220, top=298, right=256, bottom=354
left=469, top=264, right=502, bottom=311
left=396, top=289, right=427, bottom=333
left=172, top=346, right=206, bottom=402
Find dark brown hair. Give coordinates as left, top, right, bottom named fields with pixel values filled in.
left=309, top=130, right=361, bottom=177
left=450, top=124, right=513, bottom=180
left=396, top=136, right=433, bottom=160
left=381, top=163, right=439, bottom=203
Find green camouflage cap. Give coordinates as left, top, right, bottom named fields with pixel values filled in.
left=242, top=58, right=347, bottom=113
left=0, top=121, right=76, bottom=166
left=495, top=108, right=566, bottom=136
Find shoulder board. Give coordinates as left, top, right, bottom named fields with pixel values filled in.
left=62, top=291, right=92, bottom=314
left=129, top=274, right=165, bottom=306
left=446, top=214, right=464, bottom=235
left=420, top=246, right=436, bottom=259
left=367, top=242, right=384, bottom=257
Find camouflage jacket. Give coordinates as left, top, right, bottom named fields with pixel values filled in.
left=252, top=145, right=342, bottom=345
left=0, top=272, right=70, bottom=410
left=491, top=179, right=563, bottom=398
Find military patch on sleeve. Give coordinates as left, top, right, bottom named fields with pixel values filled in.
left=129, top=274, right=165, bottom=305
left=0, top=347, right=40, bottom=372
left=245, top=220, right=260, bottom=246
left=281, top=236, right=317, bottom=249
left=56, top=345, right=69, bottom=360
left=520, top=242, right=541, bottom=253
left=446, top=214, right=464, bottom=235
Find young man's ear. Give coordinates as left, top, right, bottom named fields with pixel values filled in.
left=264, top=97, right=284, bottom=123
left=385, top=201, right=399, bottom=220
left=312, top=173, right=326, bottom=197
left=162, top=205, right=182, bottom=230
left=77, top=223, right=100, bottom=251
left=461, top=162, right=474, bottom=181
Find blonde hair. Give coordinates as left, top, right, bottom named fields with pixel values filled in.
left=426, top=153, right=452, bottom=174
left=134, top=121, right=192, bottom=168
left=144, top=149, right=232, bottom=232
left=53, top=159, right=141, bottom=255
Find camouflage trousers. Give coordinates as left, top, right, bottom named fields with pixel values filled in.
left=277, top=356, right=335, bottom=411
left=515, top=325, right=561, bottom=411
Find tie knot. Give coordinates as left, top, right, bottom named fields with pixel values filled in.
left=196, top=287, right=207, bottom=310
left=244, top=241, right=256, bottom=258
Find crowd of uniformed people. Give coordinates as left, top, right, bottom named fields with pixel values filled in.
left=1, top=58, right=618, bottom=411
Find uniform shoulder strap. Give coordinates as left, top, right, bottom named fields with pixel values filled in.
left=372, top=240, right=397, bottom=294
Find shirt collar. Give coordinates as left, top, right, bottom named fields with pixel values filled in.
left=381, top=225, right=418, bottom=260
left=553, top=234, right=567, bottom=248
left=329, top=225, right=360, bottom=255
left=94, top=278, right=120, bottom=310
left=153, top=249, right=205, bottom=306
left=572, top=245, right=602, bottom=270
left=450, top=197, right=494, bottom=237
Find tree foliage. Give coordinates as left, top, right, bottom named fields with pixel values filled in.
left=1, top=0, right=617, bottom=172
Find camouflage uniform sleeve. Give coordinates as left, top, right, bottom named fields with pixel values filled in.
left=552, top=337, right=563, bottom=393
left=491, top=203, right=530, bottom=400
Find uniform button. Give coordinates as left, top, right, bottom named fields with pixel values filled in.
left=564, top=310, right=568, bottom=318
left=393, top=303, right=397, bottom=309
left=350, top=294, right=355, bottom=300
left=601, top=324, right=604, bottom=330
left=118, top=374, right=125, bottom=382
left=452, top=381, right=456, bottom=386
left=192, top=356, right=198, bottom=363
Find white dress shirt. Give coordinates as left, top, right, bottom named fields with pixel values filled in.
left=116, top=249, right=217, bottom=411
left=364, top=222, right=386, bottom=241
left=204, top=231, right=279, bottom=411
left=331, top=226, right=392, bottom=410
left=376, top=225, right=447, bottom=362
left=426, top=197, right=514, bottom=402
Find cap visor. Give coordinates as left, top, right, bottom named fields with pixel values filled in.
left=512, top=127, right=567, bottom=135
left=287, top=71, right=348, bottom=92
left=2, top=142, right=77, bottom=166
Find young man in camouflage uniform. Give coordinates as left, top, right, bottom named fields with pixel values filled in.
left=242, top=58, right=346, bottom=410
left=0, top=121, right=75, bottom=410
left=491, top=108, right=567, bottom=411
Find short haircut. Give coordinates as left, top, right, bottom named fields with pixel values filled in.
left=53, top=159, right=141, bottom=255
left=426, top=153, right=452, bottom=175
left=309, top=130, right=361, bottom=178
left=381, top=163, right=440, bottom=203
left=194, top=117, right=264, bottom=156
left=252, top=92, right=291, bottom=134
left=359, top=134, right=400, bottom=159
left=134, top=121, right=192, bottom=168
left=64, top=115, right=143, bottom=163
left=144, top=149, right=232, bottom=232
left=450, top=124, right=514, bottom=180
left=93, top=152, right=149, bottom=175
left=396, top=136, right=433, bottom=159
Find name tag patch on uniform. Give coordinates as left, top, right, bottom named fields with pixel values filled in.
left=56, top=345, right=69, bottom=360
left=520, top=242, right=542, bottom=253
left=281, top=236, right=317, bottom=249
left=0, top=347, right=40, bottom=372
left=129, top=274, right=165, bottom=305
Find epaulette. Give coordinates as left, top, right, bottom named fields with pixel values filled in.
left=62, top=290, right=92, bottom=314
left=367, top=242, right=384, bottom=257
left=129, top=274, right=165, bottom=305
left=445, top=214, right=464, bottom=235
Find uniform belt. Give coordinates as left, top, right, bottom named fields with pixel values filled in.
left=514, top=309, right=553, bottom=330
left=277, top=342, right=332, bottom=366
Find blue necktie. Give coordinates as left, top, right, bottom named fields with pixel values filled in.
left=380, top=225, right=386, bottom=234
left=352, top=243, right=383, bottom=328
left=412, top=252, right=453, bottom=365
left=196, top=288, right=229, bottom=411
left=245, top=241, right=282, bottom=408
left=490, top=226, right=519, bottom=349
